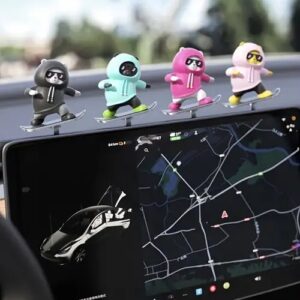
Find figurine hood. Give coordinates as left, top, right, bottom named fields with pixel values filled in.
left=106, top=53, right=141, bottom=81
left=34, top=59, right=69, bottom=88
left=171, top=47, right=206, bottom=74
left=232, top=42, right=265, bottom=68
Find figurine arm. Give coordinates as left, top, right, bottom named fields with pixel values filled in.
left=225, top=67, right=241, bottom=77
left=202, top=73, right=214, bottom=83
left=136, top=80, right=147, bottom=89
left=165, top=74, right=180, bottom=83
left=261, top=68, right=273, bottom=76
left=98, top=80, right=113, bottom=89
left=65, top=87, right=81, bottom=97
left=24, top=87, right=42, bottom=97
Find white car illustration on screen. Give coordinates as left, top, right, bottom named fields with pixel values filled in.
left=40, top=205, right=132, bottom=264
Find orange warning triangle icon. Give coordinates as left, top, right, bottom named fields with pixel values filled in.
left=221, top=210, right=228, bottom=219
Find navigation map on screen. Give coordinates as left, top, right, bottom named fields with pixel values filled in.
left=5, top=108, right=300, bottom=300
left=134, top=111, right=300, bottom=298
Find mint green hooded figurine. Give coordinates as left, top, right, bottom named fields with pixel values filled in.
left=98, top=53, right=150, bottom=119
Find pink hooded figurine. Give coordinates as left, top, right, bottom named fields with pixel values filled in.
left=165, top=47, right=215, bottom=112
left=225, top=42, right=273, bottom=105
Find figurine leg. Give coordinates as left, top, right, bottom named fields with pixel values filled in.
left=256, top=83, right=272, bottom=99
left=31, top=114, right=45, bottom=126
left=168, top=100, right=182, bottom=112
left=59, top=104, right=75, bottom=121
left=197, top=89, right=212, bottom=105
left=130, top=96, right=148, bottom=112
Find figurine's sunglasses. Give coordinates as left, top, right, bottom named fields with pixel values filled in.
left=119, top=61, right=137, bottom=76
left=247, top=53, right=263, bottom=62
left=185, top=58, right=203, bottom=67
left=46, top=71, right=65, bottom=80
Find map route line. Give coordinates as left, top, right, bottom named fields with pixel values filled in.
left=195, top=159, right=222, bottom=191
left=155, top=153, right=210, bottom=241
left=205, top=139, right=220, bottom=156
left=181, top=232, right=193, bottom=252
left=163, top=228, right=196, bottom=236
left=195, top=133, right=234, bottom=191
left=220, top=169, right=260, bottom=256
left=161, top=153, right=199, bottom=197
left=291, top=212, right=299, bottom=241
left=150, top=241, right=170, bottom=276
left=142, top=242, right=151, bottom=249
left=144, top=248, right=296, bottom=284
left=137, top=156, right=146, bottom=168
left=145, top=231, right=230, bottom=272
left=201, top=119, right=263, bottom=197
left=257, top=248, right=294, bottom=258
left=225, top=124, right=300, bottom=167
left=141, top=207, right=152, bottom=241
left=210, top=147, right=300, bottom=201
left=297, top=208, right=300, bottom=237
left=213, top=205, right=300, bottom=228
left=158, top=151, right=182, bottom=187
left=153, top=196, right=208, bottom=240
left=198, top=203, right=217, bottom=281
left=238, top=122, right=282, bottom=133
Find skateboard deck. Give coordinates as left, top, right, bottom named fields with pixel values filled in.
left=162, top=95, right=221, bottom=116
left=223, top=88, right=280, bottom=109
left=20, top=109, right=86, bottom=133
left=95, top=102, right=157, bottom=124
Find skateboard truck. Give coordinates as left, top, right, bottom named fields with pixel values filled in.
left=53, top=124, right=61, bottom=135
left=190, top=109, right=197, bottom=119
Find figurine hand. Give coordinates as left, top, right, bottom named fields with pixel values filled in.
left=75, top=90, right=81, bottom=97
left=104, top=83, right=112, bottom=88
left=267, top=71, right=273, bottom=76
left=209, top=76, right=215, bottom=83
left=170, top=76, right=179, bottom=82
left=146, top=84, right=151, bottom=88
left=26, top=89, right=38, bottom=96
left=231, top=70, right=241, bottom=77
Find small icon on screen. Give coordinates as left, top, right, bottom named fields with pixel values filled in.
left=209, top=285, right=217, bottom=293
left=223, top=282, right=230, bottom=290
left=254, top=276, right=262, bottom=281
left=195, top=288, right=203, bottom=296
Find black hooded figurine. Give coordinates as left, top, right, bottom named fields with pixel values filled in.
left=24, top=59, right=81, bottom=126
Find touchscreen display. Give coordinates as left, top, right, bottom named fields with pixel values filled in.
left=4, top=108, right=300, bottom=300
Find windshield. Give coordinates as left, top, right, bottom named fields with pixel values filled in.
left=0, top=0, right=296, bottom=80
left=60, top=207, right=106, bottom=235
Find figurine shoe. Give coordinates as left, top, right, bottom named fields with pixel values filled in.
left=228, top=95, right=241, bottom=105
left=133, top=104, right=148, bottom=113
left=31, top=118, right=44, bottom=126
left=61, top=113, right=76, bottom=121
left=102, top=109, right=116, bottom=119
left=258, top=90, right=273, bottom=99
left=198, top=97, right=213, bottom=105
left=168, top=102, right=181, bottom=112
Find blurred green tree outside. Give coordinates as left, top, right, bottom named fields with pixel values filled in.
left=290, top=0, right=300, bottom=51
left=202, top=0, right=289, bottom=54
left=0, top=0, right=298, bottom=76
left=49, top=0, right=291, bottom=68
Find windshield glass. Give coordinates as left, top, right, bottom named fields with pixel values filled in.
left=60, top=208, right=104, bottom=235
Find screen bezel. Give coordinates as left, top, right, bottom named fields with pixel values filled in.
left=3, top=106, right=300, bottom=300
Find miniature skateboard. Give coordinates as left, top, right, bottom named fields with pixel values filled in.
left=95, top=101, right=157, bottom=126
left=162, top=94, right=222, bottom=118
left=20, top=109, right=86, bottom=134
left=223, top=88, right=280, bottom=110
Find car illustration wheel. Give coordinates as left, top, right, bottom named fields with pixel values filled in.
left=72, top=246, right=86, bottom=263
